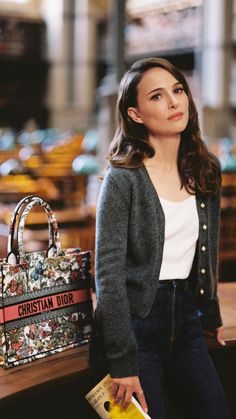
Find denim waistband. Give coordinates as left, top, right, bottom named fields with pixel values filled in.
left=157, top=279, right=189, bottom=289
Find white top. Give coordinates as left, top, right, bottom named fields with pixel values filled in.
left=159, top=195, right=199, bottom=280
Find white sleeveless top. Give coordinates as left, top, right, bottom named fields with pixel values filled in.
left=159, top=195, right=199, bottom=280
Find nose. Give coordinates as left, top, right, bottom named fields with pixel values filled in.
left=168, top=94, right=178, bottom=109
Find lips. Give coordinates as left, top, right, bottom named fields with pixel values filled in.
left=168, top=112, right=184, bottom=120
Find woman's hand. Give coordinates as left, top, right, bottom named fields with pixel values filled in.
left=111, top=375, right=148, bottom=413
left=215, top=325, right=226, bottom=346
left=203, top=326, right=226, bottom=346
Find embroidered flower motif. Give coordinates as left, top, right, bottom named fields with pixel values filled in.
left=9, top=279, right=17, bottom=293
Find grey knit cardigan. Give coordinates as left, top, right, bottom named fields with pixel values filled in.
left=95, top=164, right=223, bottom=378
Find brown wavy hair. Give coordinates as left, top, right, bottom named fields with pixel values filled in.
left=107, top=57, right=221, bottom=196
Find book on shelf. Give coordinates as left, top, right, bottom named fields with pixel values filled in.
left=85, top=373, right=151, bottom=418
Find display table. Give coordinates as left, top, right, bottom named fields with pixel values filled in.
left=0, top=345, right=90, bottom=403
left=0, top=283, right=235, bottom=418
left=0, top=344, right=97, bottom=418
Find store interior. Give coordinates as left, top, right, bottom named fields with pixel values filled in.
left=0, top=0, right=236, bottom=417
left=0, top=0, right=235, bottom=279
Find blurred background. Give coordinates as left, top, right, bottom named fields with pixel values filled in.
left=0, top=0, right=235, bottom=282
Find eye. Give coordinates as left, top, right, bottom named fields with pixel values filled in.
left=150, top=93, right=162, bottom=100
left=174, top=86, right=184, bottom=94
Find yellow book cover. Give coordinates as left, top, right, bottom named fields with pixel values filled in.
left=85, top=374, right=151, bottom=418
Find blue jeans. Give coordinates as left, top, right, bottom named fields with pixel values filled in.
left=131, top=279, right=230, bottom=419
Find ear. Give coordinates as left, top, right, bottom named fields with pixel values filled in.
left=127, top=107, right=143, bottom=124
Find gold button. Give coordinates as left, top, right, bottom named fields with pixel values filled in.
left=201, top=245, right=206, bottom=252
left=200, top=202, right=205, bottom=208
left=200, top=288, right=204, bottom=295
left=201, top=268, right=206, bottom=274
left=202, top=224, right=207, bottom=230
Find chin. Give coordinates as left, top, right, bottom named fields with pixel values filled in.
left=177, top=120, right=189, bottom=132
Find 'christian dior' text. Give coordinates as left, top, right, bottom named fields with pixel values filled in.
left=18, top=293, right=74, bottom=317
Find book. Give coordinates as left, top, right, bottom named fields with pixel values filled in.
left=85, top=373, right=151, bottom=418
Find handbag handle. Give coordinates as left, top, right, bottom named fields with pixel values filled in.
left=7, top=196, right=61, bottom=264
left=18, top=196, right=61, bottom=261
left=7, top=195, right=35, bottom=264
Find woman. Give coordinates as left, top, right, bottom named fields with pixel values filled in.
left=94, top=57, right=230, bottom=419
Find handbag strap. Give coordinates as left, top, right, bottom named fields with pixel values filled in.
left=7, top=196, right=61, bottom=264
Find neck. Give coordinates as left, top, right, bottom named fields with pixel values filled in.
left=145, top=134, right=181, bottom=170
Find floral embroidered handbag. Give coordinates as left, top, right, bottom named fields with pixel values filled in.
left=0, top=195, right=93, bottom=368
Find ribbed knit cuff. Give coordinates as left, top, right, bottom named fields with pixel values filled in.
left=109, top=357, right=139, bottom=378
left=200, top=312, right=223, bottom=331
left=197, top=296, right=223, bottom=332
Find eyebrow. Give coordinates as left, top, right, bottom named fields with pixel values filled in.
left=147, top=81, right=183, bottom=96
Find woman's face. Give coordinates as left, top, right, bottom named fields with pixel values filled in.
left=128, top=67, right=189, bottom=137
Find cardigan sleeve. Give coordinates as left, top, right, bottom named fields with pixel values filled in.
left=197, top=295, right=222, bottom=331
left=95, top=169, right=139, bottom=378
left=197, top=176, right=223, bottom=332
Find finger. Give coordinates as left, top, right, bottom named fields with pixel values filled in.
left=216, top=330, right=226, bottom=346
left=121, top=390, right=133, bottom=410
left=111, top=382, right=119, bottom=398
left=217, top=336, right=226, bottom=346
left=136, top=389, right=148, bottom=414
left=115, top=386, right=125, bottom=404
